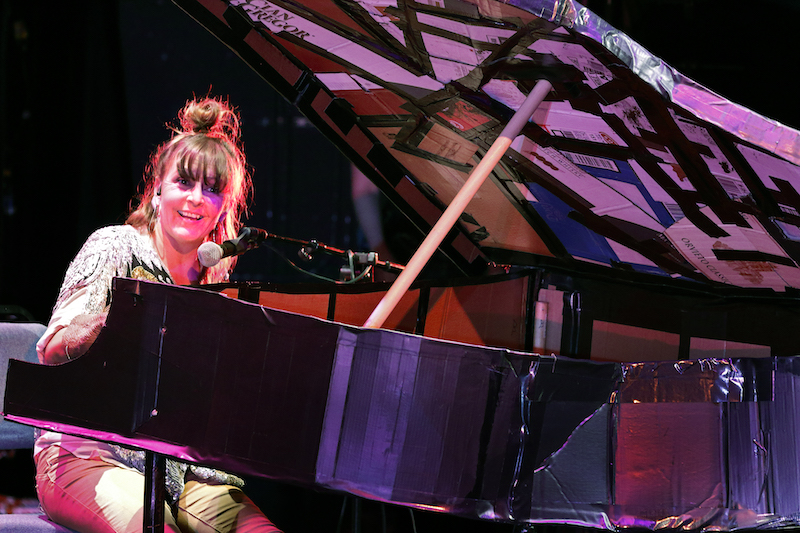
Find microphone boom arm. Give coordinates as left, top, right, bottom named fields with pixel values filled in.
left=296, top=239, right=405, bottom=275
left=199, top=227, right=406, bottom=278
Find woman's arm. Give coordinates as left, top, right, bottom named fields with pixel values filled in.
left=41, top=313, right=107, bottom=365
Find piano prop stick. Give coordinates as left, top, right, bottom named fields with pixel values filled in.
left=363, top=79, right=553, bottom=329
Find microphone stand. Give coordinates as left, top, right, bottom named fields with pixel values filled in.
left=238, top=228, right=405, bottom=282
left=294, top=239, right=405, bottom=282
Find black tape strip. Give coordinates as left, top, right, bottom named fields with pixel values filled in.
left=390, top=1, right=434, bottom=76
left=337, top=0, right=427, bottom=72
left=460, top=212, right=480, bottom=225
left=772, top=178, right=800, bottom=212
left=677, top=203, right=730, bottom=238
left=366, top=143, right=407, bottom=187
left=391, top=119, right=476, bottom=172
left=221, top=1, right=256, bottom=39
left=468, top=226, right=490, bottom=241
left=711, top=249, right=796, bottom=267
left=324, top=97, right=357, bottom=137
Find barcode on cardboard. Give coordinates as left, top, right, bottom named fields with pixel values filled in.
left=716, top=175, right=749, bottom=199
left=664, top=203, right=685, bottom=222
left=563, top=151, right=619, bottom=172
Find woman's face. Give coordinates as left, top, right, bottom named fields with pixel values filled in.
left=155, top=160, right=226, bottom=252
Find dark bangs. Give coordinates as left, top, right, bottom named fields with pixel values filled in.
left=171, top=135, right=231, bottom=192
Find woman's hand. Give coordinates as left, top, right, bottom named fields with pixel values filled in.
left=43, top=312, right=108, bottom=364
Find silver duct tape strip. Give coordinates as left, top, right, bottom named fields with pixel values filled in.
left=317, top=328, right=800, bottom=530
left=510, top=0, right=800, bottom=166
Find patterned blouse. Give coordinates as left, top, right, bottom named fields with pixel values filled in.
left=36, top=224, right=243, bottom=503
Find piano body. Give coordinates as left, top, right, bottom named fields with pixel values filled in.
left=8, top=0, right=800, bottom=530
left=6, top=276, right=800, bottom=531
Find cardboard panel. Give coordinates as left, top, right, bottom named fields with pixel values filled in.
left=423, top=277, right=528, bottom=350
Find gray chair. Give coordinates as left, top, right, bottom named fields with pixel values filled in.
left=0, top=322, right=44, bottom=450
left=0, top=322, right=78, bottom=532
left=0, top=515, right=79, bottom=533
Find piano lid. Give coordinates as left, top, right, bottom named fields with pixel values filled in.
left=172, top=0, right=800, bottom=291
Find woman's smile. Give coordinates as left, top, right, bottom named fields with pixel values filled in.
left=155, top=163, right=226, bottom=251
left=178, top=210, right=204, bottom=221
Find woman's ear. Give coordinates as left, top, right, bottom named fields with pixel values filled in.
left=151, top=187, right=162, bottom=211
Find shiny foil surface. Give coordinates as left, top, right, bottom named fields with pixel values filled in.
left=513, top=0, right=800, bottom=165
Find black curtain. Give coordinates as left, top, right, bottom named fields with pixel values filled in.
left=1, top=1, right=131, bottom=323
left=1, top=0, right=358, bottom=323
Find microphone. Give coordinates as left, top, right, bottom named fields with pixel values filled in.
left=197, top=227, right=268, bottom=267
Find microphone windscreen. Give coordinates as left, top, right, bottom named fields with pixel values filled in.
left=197, top=241, right=223, bottom=267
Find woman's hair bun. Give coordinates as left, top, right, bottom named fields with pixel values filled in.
left=179, top=96, right=240, bottom=140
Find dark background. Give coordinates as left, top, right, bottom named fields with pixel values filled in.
left=1, top=0, right=360, bottom=324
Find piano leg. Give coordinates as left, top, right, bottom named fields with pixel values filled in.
left=337, top=496, right=394, bottom=533
left=144, top=451, right=166, bottom=533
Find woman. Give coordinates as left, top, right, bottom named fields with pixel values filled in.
left=34, top=96, right=281, bottom=532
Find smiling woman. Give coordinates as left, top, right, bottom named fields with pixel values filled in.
left=31, top=96, right=281, bottom=533
left=127, top=97, right=252, bottom=286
